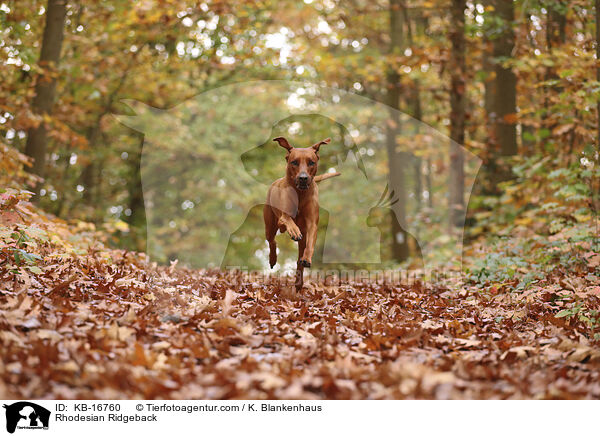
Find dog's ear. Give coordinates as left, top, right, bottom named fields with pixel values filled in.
left=273, top=137, right=292, bottom=151
left=311, top=137, right=331, bottom=153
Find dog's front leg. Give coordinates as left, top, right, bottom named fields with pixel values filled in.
left=299, top=218, right=318, bottom=268
left=278, top=214, right=303, bottom=241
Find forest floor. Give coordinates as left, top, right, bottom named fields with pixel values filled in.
left=2, top=245, right=600, bottom=399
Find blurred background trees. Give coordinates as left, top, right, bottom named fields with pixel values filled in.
left=1, top=0, right=598, bottom=269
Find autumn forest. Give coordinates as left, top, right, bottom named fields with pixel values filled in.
left=1, top=0, right=600, bottom=401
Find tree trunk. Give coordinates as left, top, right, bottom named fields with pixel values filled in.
left=481, top=0, right=495, bottom=119
left=449, top=0, right=466, bottom=228
left=80, top=48, right=141, bottom=218
left=412, top=82, right=423, bottom=213
left=597, top=0, right=600, bottom=149
left=544, top=1, right=566, bottom=133
left=426, top=158, right=433, bottom=209
left=125, top=137, right=147, bottom=251
left=596, top=0, right=600, bottom=228
left=24, top=0, right=67, bottom=181
left=520, top=14, right=536, bottom=161
left=480, top=42, right=504, bottom=193
left=491, top=0, right=517, bottom=184
left=414, top=156, right=422, bottom=213
left=547, top=1, right=567, bottom=47
left=81, top=124, right=99, bottom=206
left=476, top=0, right=498, bottom=195
left=385, top=0, right=409, bottom=262
left=483, top=45, right=495, bottom=125
left=414, top=14, right=431, bottom=211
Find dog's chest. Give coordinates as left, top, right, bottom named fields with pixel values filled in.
left=292, top=189, right=318, bottom=221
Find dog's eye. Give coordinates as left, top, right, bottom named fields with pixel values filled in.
left=291, top=160, right=299, bottom=166
left=308, top=161, right=315, bottom=167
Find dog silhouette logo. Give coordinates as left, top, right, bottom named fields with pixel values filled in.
left=3, top=402, right=50, bottom=433
left=114, top=80, right=481, bottom=271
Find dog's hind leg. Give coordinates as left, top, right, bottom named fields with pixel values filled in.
left=264, top=205, right=278, bottom=268
left=268, top=237, right=277, bottom=269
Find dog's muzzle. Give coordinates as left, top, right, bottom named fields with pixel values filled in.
left=296, top=173, right=310, bottom=190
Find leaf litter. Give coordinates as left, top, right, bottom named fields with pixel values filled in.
left=2, top=248, right=600, bottom=399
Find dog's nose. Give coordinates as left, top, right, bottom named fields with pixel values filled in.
left=298, top=173, right=309, bottom=183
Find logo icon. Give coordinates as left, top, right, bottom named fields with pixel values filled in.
left=115, top=80, right=481, bottom=273
left=3, top=402, right=50, bottom=434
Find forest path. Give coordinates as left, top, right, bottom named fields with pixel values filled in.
left=1, top=260, right=599, bottom=399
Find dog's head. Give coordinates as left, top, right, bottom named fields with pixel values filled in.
left=273, top=136, right=330, bottom=191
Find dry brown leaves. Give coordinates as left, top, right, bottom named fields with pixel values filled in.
left=1, top=251, right=600, bottom=399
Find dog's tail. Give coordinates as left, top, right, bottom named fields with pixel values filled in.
left=314, top=172, right=341, bottom=183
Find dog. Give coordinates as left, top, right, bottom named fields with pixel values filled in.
left=264, top=136, right=340, bottom=290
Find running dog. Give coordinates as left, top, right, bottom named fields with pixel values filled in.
left=263, top=136, right=340, bottom=290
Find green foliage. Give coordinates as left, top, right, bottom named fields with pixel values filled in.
left=467, top=240, right=543, bottom=289
left=556, top=304, right=600, bottom=336
left=0, top=227, right=42, bottom=274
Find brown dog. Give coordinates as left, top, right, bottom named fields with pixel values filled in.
left=264, top=136, right=340, bottom=290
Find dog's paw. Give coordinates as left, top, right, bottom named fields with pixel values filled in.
left=299, top=259, right=311, bottom=268
left=288, top=229, right=303, bottom=241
